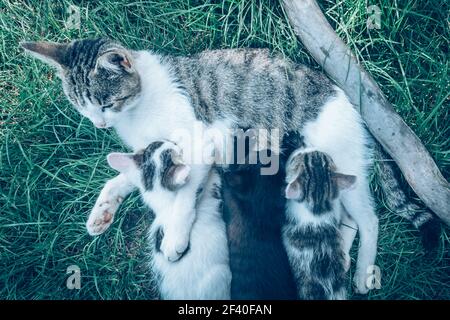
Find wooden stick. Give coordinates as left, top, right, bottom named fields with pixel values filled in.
left=282, top=0, right=450, bottom=225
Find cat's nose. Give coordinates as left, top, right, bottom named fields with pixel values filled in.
left=94, top=121, right=107, bottom=128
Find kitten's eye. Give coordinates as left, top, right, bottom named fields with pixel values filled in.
left=101, top=104, right=114, bottom=112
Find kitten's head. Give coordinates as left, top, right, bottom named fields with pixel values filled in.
left=21, top=38, right=141, bottom=128
left=106, top=140, right=190, bottom=193
left=285, top=151, right=356, bottom=214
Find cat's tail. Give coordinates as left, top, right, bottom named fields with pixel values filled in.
left=373, top=144, right=441, bottom=251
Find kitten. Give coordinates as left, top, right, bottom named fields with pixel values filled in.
left=283, top=150, right=356, bottom=300
left=221, top=136, right=298, bottom=300
left=105, top=140, right=231, bottom=299
left=22, top=37, right=435, bottom=292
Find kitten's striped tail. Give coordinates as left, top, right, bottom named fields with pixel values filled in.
left=374, top=145, right=441, bottom=251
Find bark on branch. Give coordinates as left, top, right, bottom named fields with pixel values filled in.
left=282, top=0, right=450, bottom=225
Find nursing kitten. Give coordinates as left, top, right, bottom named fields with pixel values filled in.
left=221, top=136, right=298, bottom=300
left=22, top=37, right=437, bottom=292
left=283, top=150, right=355, bottom=300
left=105, top=140, right=231, bottom=299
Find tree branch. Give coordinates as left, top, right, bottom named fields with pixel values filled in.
left=282, top=0, right=450, bottom=225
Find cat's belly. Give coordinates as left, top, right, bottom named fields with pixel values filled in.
left=301, top=87, right=371, bottom=177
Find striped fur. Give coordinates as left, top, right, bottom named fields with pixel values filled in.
left=22, top=38, right=141, bottom=128
left=373, top=145, right=440, bottom=250
left=164, top=49, right=333, bottom=133
left=283, top=151, right=351, bottom=300
left=286, top=151, right=340, bottom=214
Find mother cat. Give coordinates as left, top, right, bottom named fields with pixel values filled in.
left=21, top=38, right=431, bottom=294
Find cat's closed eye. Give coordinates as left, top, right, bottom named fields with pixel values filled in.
left=101, top=103, right=114, bottom=112
left=100, top=95, right=132, bottom=112
left=116, top=95, right=132, bottom=102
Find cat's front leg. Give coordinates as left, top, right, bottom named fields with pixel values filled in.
left=160, top=164, right=211, bottom=262
left=86, top=174, right=136, bottom=236
left=159, top=196, right=194, bottom=262
left=341, top=183, right=378, bottom=295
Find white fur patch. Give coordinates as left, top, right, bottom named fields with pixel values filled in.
left=150, top=172, right=231, bottom=299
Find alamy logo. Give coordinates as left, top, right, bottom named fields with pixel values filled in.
left=66, top=265, right=81, bottom=290
left=65, top=5, right=81, bottom=30
left=169, top=125, right=281, bottom=175
left=367, top=5, right=382, bottom=30
left=366, top=265, right=381, bottom=290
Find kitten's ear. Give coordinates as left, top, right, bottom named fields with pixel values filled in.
left=169, top=164, right=191, bottom=188
left=21, top=41, right=70, bottom=70
left=96, top=49, right=134, bottom=74
left=107, top=153, right=136, bottom=173
left=285, top=180, right=301, bottom=200
left=333, top=173, right=357, bottom=191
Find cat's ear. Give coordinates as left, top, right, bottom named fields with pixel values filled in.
left=332, top=172, right=357, bottom=191
left=21, top=41, right=70, bottom=70
left=168, top=164, right=191, bottom=188
left=95, top=49, right=134, bottom=74
left=285, top=180, right=301, bottom=200
left=107, top=152, right=136, bottom=173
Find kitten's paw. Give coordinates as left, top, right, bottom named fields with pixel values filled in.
left=353, top=272, right=370, bottom=295
left=86, top=197, right=123, bottom=236
left=160, top=230, right=190, bottom=262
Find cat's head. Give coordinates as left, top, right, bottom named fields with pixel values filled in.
left=285, top=150, right=356, bottom=214
left=21, top=38, right=141, bottom=128
left=106, top=140, right=191, bottom=193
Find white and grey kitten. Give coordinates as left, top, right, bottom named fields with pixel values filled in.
left=283, top=150, right=356, bottom=300
left=105, top=140, right=231, bottom=300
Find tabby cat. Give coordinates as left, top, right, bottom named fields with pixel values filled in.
left=22, top=38, right=438, bottom=293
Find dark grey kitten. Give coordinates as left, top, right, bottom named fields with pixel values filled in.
left=283, top=150, right=356, bottom=300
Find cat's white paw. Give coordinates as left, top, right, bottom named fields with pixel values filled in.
left=353, top=271, right=370, bottom=295
left=160, top=229, right=190, bottom=262
left=86, top=197, right=123, bottom=236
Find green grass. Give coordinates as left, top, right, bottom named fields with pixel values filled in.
left=0, top=0, right=448, bottom=299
